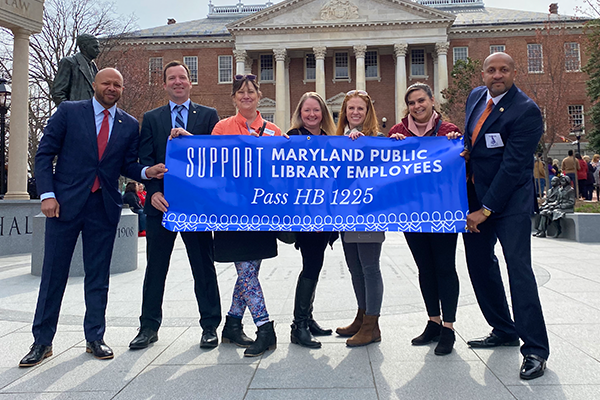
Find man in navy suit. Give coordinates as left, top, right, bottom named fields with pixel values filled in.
left=463, top=52, right=549, bottom=380
left=20, top=68, right=167, bottom=367
left=129, top=60, right=222, bottom=350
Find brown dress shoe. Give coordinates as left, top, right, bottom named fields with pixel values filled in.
left=19, top=344, right=53, bottom=367
left=336, top=309, right=365, bottom=337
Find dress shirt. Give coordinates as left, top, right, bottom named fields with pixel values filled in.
left=169, top=99, right=191, bottom=129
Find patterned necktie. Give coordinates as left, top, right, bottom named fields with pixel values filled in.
left=91, top=109, right=110, bottom=192
left=471, top=99, right=494, bottom=146
left=174, top=104, right=185, bottom=129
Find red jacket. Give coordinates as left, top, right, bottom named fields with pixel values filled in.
left=388, top=115, right=461, bottom=138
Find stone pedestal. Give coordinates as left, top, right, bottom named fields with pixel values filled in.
left=0, top=200, right=41, bottom=255
left=31, top=207, right=139, bottom=276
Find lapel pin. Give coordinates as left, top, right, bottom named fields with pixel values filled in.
left=118, top=119, right=122, bottom=123
left=499, top=108, right=504, bottom=112
left=193, top=110, right=197, bottom=114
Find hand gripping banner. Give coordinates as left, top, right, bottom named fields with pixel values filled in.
left=162, top=135, right=468, bottom=233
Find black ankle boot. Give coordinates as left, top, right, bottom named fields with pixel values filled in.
left=308, top=319, right=332, bottom=336
left=244, top=321, right=277, bottom=357
left=291, top=276, right=322, bottom=347
left=411, top=320, right=442, bottom=345
left=434, top=326, right=455, bottom=355
left=222, top=315, right=254, bottom=348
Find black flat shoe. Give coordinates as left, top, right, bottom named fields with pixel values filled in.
left=86, top=340, right=114, bottom=360
left=411, top=320, right=442, bottom=345
left=520, top=354, right=546, bottom=380
left=19, top=344, right=53, bottom=367
left=129, top=328, right=158, bottom=349
left=467, top=332, right=519, bottom=348
left=200, top=328, right=218, bottom=349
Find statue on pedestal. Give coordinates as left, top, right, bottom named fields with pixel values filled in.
left=51, top=34, right=100, bottom=105
left=534, top=175, right=576, bottom=238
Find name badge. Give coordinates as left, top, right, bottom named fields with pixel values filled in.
left=485, top=133, right=504, bottom=148
left=263, top=128, right=276, bottom=136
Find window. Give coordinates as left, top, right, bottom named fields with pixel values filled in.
left=527, top=44, right=543, bottom=73
left=148, top=57, right=163, bottom=84
left=490, top=45, right=505, bottom=54
left=365, top=50, right=378, bottom=78
left=452, top=47, right=468, bottom=65
left=411, top=49, right=426, bottom=76
left=334, top=52, right=349, bottom=79
left=305, top=53, right=316, bottom=81
left=218, top=55, right=233, bottom=83
left=568, top=105, right=584, bottom=130
left=260, top=54, right=274, bottom=81
left=183, top=56, right=198, bottom=84
left=262, top=113, right=274, bottom=123
left=564, top=42, right=581, bottom=72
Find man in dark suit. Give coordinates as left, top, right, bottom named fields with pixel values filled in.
left=129, top=60, right=222, bottom=350
left=462, top=52, right=549, bottom=380
left=51, top=34, right=100, bottom=105
left=20, top=68, right=167, bottom=367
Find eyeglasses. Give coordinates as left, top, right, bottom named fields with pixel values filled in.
left=346, top=90, right=369, bottom=97
left=235, top=74, right=257, bottom=81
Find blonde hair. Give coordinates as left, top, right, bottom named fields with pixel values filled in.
left=290, top=92, right=336, bottom=135
left=335, top=91, right=379, bottom=136
left=593, top=154, right=600, bottom=163
left=583, top=155, right=591, bottom=162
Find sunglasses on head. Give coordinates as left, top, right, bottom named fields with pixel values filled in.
left=346, top=90, right=369, bottom=97
left=235, top=74, right=257, bottom=81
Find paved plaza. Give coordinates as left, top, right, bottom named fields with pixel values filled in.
left=0, top=231, right=599, bottom=399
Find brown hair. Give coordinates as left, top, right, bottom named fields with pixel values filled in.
left=163, top=60, right=191, bottom=83
left=335, top=91, right=379, bottom=136
left=402, top=82, right=443, bottom=119
left=290, top=92, right=336, bottom=135
left=232, top=74, right=260, bottom=97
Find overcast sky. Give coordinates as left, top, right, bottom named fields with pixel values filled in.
left=114, top=0, right=588, bottom=31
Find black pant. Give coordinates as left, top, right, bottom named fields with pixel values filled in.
left=295, top=232, right=331, bottom=280
left=140, top=215, right=221, bottom=331
left=404, top=232, right=459, bottom=323
left=463, top=213, right=549, bottom=360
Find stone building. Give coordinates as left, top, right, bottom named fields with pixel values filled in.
left=121, top=0, right=590, bottom=149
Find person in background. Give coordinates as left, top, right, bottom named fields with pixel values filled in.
left=335, top=90, right=384, bottom=347
left=388, top=82, right=462, bottom=355
left=547, top=157, right=557, bottom=181
left=123, top=181, right=146, bottom=236
left=137, top=182, right=146, bottom=206
left=286, top=92, right=339, bottom=348
left=591, top=154, right=600, bottom=201
left=583, top=155, right=594, bottom=201
left=561, top=150, right=579, bottom=189
left=533, top=153, right=546, bottom=197
left=576, top=153, right=587, bottom=199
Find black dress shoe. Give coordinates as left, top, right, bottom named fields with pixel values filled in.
left=467, top=332, right=520, bottom=348
left=520, top=354, right=546, bottom=380
left=129, top=328, right=158, bottom=349
left=86, top=340, right=114, bottom=359
left=200, top=328, right=218, bottom=349
left=19, top=344, right=53, bottom=367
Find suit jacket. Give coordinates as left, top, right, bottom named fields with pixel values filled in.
left=464, top=84, right=543, bottom=217
left=139, top=102, right=219, bottom=217
left=35, top=99, right=144, bottom=225
left=51, top=53, right=98, bottom=105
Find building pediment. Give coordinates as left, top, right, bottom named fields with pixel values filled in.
left=227, top=0, right=455, bottom=32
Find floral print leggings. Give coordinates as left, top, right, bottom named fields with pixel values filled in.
left=227, top=260, right=269, bottom=325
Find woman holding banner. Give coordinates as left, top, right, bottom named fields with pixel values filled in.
left=335, top=90, right=385, bottom=347
left=388, top=82, right=461, bottom=355
left=212, top=74, right=282, bottom=357
left=286, top=92, right=339, bottom=348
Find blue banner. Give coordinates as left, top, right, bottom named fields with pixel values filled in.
left=162, top=135, right=468, bottom=233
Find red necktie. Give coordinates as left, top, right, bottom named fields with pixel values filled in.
left=91, top=109, right=110, bottom=192
left=471, top=99, right=494, bottom=146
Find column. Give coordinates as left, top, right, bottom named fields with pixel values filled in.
left=233, top=49, right=247, bottom=76
left=284, top=57, right=291, bottom=131
left=394, top=42, right=408, bottom=124
left=433, top=54, right=439, bottom=101
left=274, top=48, right=287, bottom=130
left=435, top=42, right=450, bottom=104
left=5, top=28, right=31, bottom=200
left=313, top=46, right=327, bottom=100
left=354, top=44, right=367, bottom=92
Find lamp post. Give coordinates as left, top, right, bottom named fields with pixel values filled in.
left=381, top=117, right=387, bottom=128
left=572, top=126, right=582, bottom=155
left=0, top=78, right=11, bottom=198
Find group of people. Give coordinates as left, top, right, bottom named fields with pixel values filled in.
left=20, top=51, right=549, bottom=381
left=555, top=150, right=599, bottom=201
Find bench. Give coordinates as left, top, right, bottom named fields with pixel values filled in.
left=532, top=213, right=600, bottom=243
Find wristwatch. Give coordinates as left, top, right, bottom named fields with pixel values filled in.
left=482, top=208, right=492, bottom=217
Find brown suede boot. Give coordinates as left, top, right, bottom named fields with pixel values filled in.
left=336, top=309, right=365, bottom=337
left=346, top=314, right=381, bottom=347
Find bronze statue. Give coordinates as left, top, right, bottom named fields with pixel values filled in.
left=534, top=175, right=575, bottom=238
left=51, top=34, right=100, bottom=105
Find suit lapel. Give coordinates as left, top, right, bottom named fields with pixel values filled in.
left=75, top=53, right=94, bottom=87
left=187, top=102, right=199, bottom=133
left=473, top=85, right=517, bottom=147
left=83, top=100, right=99, bottom=157
left=466, top=90, right=487, bottom=144
left=160, top=104, right=172, bottom=142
